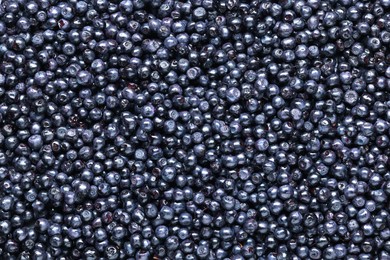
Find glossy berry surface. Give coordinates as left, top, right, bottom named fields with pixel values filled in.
left=0, top=0, right=390, bottom=259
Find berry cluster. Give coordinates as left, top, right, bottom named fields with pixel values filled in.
left=0, top=0, right=390, bottom=259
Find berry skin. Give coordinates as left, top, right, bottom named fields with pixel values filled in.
left=0, top=0, right=390, bottom=259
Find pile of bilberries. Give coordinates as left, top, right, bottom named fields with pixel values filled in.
left=0, top=0, right=390, bottom=259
